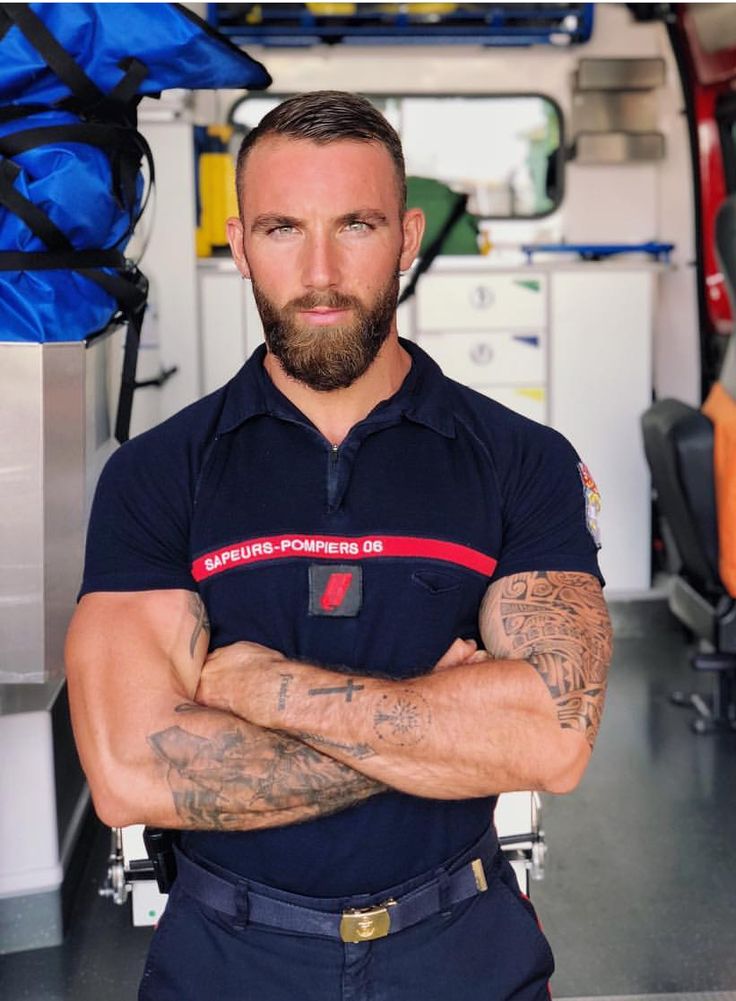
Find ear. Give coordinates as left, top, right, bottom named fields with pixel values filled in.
left=226, top=216, right=251, bottom=279
left=399, top=207, right=425, bottom=273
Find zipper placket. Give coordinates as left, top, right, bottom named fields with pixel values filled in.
left=327, top=442, right=340, bottom=510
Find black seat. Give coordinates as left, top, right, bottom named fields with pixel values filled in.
left=640, top=195, right=736, bottom=734
left=641, top=399, right=736, bottom=732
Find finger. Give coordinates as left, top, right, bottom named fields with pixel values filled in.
left=434, top=637, right=477, bottom=670
left=467, top=649, right=492, bottom=664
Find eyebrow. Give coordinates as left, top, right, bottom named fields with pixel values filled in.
left=250, top=214, right=299, bottom=234
left=337, top=209, right=389, bottom=227
left=250, top=209, right=390, bottom=234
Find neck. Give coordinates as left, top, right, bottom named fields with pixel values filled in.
left=263, top=329, right=411, bottom=446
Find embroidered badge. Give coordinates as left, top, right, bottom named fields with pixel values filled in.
left=578, top=462, right=602, bottom=548
left=309, top=564, right=362, bottom=617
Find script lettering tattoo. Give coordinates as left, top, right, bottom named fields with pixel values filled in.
left=147, top=721, right=384, bottom=830
left=295, top=732, right=377, bottom=761
left=480, top=571, right=612, bottom=749
left=308, top=679, right=365, bottom=702
left=373, top=690, right=431, bottom=747
left=277, top=674, right=293, bottom=713
left=188, top=593, right=210, bottom=659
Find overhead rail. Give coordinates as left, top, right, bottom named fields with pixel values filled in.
left=207, top=3, right=594, bottom=48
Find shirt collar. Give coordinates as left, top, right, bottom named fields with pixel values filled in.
left=216, top=338, right=456, bottom=439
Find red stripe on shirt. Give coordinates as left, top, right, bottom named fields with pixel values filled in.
left=191, top=534, right=497, bottom=582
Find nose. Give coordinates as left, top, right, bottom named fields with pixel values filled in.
left=300, top=229, right=341, bottom=291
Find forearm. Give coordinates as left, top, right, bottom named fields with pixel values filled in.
left=201, top=572, right=612, bottom=800
left=81, top=694, right=384, bottom=832
left=226, top=658, right=578, bottom=799
left=143, top=700, right=385, bottom=831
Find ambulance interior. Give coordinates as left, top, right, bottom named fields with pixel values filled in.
left=1, top=2, right=735, bottom=998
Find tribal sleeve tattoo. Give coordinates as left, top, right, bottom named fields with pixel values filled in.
left=480, top=571, right=612, bottom=750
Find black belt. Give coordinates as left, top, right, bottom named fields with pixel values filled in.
left=174, top=845, right=494, bottom=944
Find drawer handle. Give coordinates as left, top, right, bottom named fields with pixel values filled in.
left=470, top=343, right=494, bottom=366
left=469, top=286, right=495, bottom=310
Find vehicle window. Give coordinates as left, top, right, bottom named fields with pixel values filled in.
left=229, top=93, right=563, bottom=219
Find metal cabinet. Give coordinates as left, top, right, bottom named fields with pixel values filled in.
left=413, top=268, right=548, bottom=424
left=0, top=329, right=122, bottom=952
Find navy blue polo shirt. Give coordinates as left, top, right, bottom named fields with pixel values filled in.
left=81, top=339, right=603, bottom=896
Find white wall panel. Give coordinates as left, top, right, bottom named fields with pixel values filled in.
left=550, top=269, right=654, bottom=593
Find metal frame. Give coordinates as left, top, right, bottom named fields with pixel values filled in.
left=207, top=3, right=594, bottom=48
left=227, top=90, right=567, bottom=222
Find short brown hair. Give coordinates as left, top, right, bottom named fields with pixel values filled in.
left=235, top=90, right=406, bottom=212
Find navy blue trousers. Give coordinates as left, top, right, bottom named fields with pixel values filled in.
left=138, top=832, right=553, bottom=1001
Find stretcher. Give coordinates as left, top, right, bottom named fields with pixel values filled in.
left=101, top=792, right=546, bottom=926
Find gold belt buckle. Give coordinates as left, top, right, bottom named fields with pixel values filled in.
left=339, top=899, right=396, bottom=943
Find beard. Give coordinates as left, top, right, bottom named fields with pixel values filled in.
left=251, top=270, right=400, bottom=392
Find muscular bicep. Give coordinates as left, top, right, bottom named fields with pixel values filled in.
left=479, top=571, right=613, bottom=750
left=66, top=592, right=385, bottom=829
left=65, top=588, right=209, bottom=820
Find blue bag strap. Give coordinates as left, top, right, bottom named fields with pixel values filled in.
left=0, top=249, right=127, bottom=269
left=0, top=4, right=148, bottom=123
left=0, top=5, right=13, bottom=43
left=0, top=156, right=72, bottom=251
left=0, top=4, right=106, bottom=109
left=0, top=122, right=155, bottom=241
left=81, top=264, right=149, bottom=445
left=106, top=57, right=149, bottom=106
left=0, top=105, right=51, bottom=124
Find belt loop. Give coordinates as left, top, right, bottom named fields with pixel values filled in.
left=233, top=880, right=249, bottom=930
left=436, top=868, right=452, bottom=918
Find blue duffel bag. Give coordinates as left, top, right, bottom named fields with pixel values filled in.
left=0, top=2, right=270, bottom=439
left=0, top=3, right=271, bottom=109
left=0, top=106, right=149, bottom=344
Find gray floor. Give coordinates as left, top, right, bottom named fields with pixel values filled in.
left=1, top=597, right=735, bottom=1000
left=535, top=599, right=736, bottom=997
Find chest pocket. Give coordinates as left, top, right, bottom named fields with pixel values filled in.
left=411, top=569, right=464, bottom=595
left=381, top=568, right=479, bottom=678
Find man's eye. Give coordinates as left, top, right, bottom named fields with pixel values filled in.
left=345, top=220, right=372, bottom=232
left=268, top=225, right=296, bottom=236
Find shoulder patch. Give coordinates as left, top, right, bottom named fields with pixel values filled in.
left=578, top=462, right=602, bottom=548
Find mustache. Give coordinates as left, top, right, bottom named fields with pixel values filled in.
left=286, top=291, right=361, bottom=312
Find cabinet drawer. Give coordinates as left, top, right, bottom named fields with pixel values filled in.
left=416, top=273, right=546, bottom=331
left=417, top=330, right=545, bottom=385
left=478, top=385, right=547, bottom=424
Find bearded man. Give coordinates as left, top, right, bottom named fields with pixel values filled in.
left=66, top=91, right=612, bottom=1001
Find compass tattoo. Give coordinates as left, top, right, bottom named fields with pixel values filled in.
left=373, top=690, right=431, bottom=746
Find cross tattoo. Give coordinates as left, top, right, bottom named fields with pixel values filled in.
left=308, top=679, right=365, bottom=702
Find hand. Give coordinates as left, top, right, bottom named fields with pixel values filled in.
left=196, top=640, right=285, bottom=721
left=433, top=637, right=491, bottom=673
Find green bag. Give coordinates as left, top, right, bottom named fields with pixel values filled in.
left=406, top=176, right=480, bottom=256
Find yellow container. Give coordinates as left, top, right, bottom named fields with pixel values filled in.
left=306, top=3, right=356, bottom=14
left=197, top=133, right=239, bottom=256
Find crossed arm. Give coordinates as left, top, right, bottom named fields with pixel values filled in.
left=196, top=571, right=612, bottom=799
left=66, top=570, right=611, bottom=832
left=66, top=590, right=386, bottom=831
